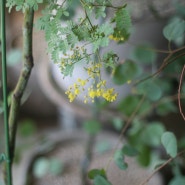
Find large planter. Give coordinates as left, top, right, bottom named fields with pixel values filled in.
left=11, top=130, right=163, bottom=185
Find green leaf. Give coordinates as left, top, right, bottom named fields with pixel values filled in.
left=7, top=49, right=22, bottom=66
left=0, top=153, right=6, bottom=164
left=112, top=117, right=124, bottom=131
left=113, top=7, right=132, bottom=41
left=94, top=175, right=112, bottom=185
left=114, top=150, right=128, bottom=170
left=137, top=145, right=151, bottom=167
left=118, top=95, right=150, bottom=116
left=131, top=44, right=157, bottom=64
left=163, top=17, right=185, bottom=42
left=95, top=142, right=111, bottom=154
left=157, top=101, right=177, bottom=116
left=49, top=158, right=64, bottom=176
left=88, top=169, right=107, bottom=180
left=122, top=145, right=138, bottom=157
left=33, top=157, right=50, bottom=178
left=141, top=122, right=165, bottom=147
left=169, top=175, right=185, bottom=185
left=83, top=120, right=101, bottom=135
left=136, top=80, right=162, bottom=101
left=18, top=119, right=36, bottom=137
left=161, top=132, right=177, bottom=158
left=113, top=60, right=141, bottom=85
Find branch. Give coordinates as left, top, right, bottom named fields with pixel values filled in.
left=139, top=150, right=185, bottom=185
left=178, top=64, right=185, bottom=121
left=8, top=7, right=34, bottom=164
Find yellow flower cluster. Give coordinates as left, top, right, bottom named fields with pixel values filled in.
left=109, top=32, right=124, bottom=42
left=65, top=59, right=117, bottom=104
left=65, top=78, right=88, bottom=102
left=87, top=81, right=117, bottom=103
left=65, top=78, right=118, bottom=103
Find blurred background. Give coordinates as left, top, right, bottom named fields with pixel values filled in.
left=1, top=0, right=185, bottom=185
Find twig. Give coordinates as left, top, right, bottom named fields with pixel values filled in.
left=8, top=7, right=34, bottom=165
left=139, top=150, right=185, bottom=185
left=178, top=64, right=185, bottom=121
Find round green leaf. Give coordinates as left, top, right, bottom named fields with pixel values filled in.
left=169, top=176, right=185, bottom=185
left=136, top=80, right=162, bottom=101
left=163, top=18, right=185, bottom=42
left=122, top=145, right=138, bottom=157
left=114, top=150, right=128, bottom=170
left=7, top=49, right=22, bottom=66
left=113, top=60, right=141, bottom=85
left=94, top=175, right=112, bottom=185
left=49, top=158, right=64, bottom=176
left=132, top=44, right=157, bottom=64
left=141, top=122, right=165, bottom=147
left=33, top=157, right=50, bottom=178
left=161, top=132, right=177, bottom=158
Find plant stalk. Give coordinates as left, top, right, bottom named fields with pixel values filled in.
left=8, top=7, right=34, bottom=164
left=1, top=0, right=12, bottom=185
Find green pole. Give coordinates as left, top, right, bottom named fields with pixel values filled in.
left=1, top=1, right=12, bottom=185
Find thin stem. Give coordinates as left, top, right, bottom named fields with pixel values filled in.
left=1, top=0, right=12, bottom=184
left=139, top=150, right=185, bottom=185
left=178, top=64, right=185, bottom=121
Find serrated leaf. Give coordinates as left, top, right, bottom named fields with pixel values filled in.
left=161, top=132, right=177, bottom=158
left=113, top=60, right=141, bottom=85
left=94, top=175, right=112, bottom=185
left=163, top=18, right=185, bottom=42
left=113, top=7, right=132, bottom=41
left=114, top=150, right=128, bottom=170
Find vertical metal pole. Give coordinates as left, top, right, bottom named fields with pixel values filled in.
left=1, top=1, right=12, bottom=185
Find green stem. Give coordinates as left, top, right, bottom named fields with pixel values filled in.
left=1, top=1, right=12, bottom=185
left=9, top=7, right=34, bottom=164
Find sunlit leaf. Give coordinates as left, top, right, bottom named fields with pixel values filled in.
left=33, top=157, right=50, bottom=178
left=7, top=49, right=22, bottom=66
left=161, top=132, right=177, bottom=158
left=88, top=169, right=107, bottom=180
